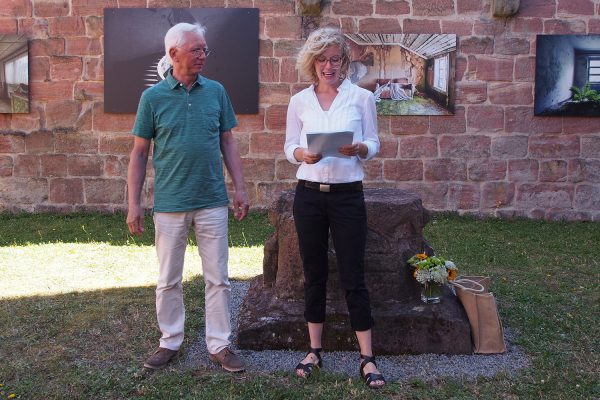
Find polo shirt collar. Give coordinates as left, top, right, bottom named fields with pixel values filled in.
left=165, top=68, right=205, bottom=89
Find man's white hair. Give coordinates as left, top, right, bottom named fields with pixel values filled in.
left=164, top=22, right=206, bottom=64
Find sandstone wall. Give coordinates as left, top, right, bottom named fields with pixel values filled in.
left=0, top=0, right=599, bottom=220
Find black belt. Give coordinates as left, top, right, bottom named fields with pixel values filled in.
left=299, top=180, right=363, bottom=193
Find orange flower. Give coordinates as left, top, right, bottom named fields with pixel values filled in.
left=448, top=269, right=458, bottom=281
left=416, top=253, right=428, bottom=260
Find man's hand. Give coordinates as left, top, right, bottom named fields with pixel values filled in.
left=231, top=190, right=250, bottom=221
left=295, top=148, right=322, bottom=164
left=126, top=204, right=145, bottom=235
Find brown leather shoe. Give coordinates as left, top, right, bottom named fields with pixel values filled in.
left=208, top=347, right=245, bottom=372
left=143, top=347, right=178, bottom=369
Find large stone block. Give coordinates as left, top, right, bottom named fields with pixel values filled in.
left=236, top=189, right=472, bottom=354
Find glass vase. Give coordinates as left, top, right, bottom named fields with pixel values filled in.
left=420, top=281, right=443, bottom=304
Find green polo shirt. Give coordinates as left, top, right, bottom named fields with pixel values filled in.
left=132, top=70, right=238, bottom=212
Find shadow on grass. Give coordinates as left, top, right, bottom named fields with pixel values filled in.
left=0, top=212, right=273, bottom=248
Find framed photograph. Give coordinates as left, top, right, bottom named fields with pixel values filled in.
left=0, top=34, right=29, bottom=114
left=344, top=33, right=456, bottom=116
left=104, top=8, right=259, bottom=114
left=535, top=34, right=600, bottom=116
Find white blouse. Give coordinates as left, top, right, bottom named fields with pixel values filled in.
left=284, top=79, right=380, bottom=184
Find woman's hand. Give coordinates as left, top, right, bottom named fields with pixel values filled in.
left=295, top=148, right=322, bottom=164
left=338, top=143, right=366, bottom=158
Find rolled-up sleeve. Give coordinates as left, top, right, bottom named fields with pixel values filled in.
left=284, top=96, right=302, bottom=164
left=359, top=93, right=380, bottom=161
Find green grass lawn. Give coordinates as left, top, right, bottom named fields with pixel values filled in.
left=0, top=212, right=598, bottom=399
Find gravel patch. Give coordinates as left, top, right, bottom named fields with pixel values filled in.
left=184, top=280, right=531, bottom=382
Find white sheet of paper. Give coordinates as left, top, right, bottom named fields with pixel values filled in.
left=306, top=131, right=353, bottom=158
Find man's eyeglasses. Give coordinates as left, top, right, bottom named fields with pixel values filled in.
left=181, top=47, right=211, bottom=57
left=315, top=55, right=342, bottom=66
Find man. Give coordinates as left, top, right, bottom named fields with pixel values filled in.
left=126, top=22, right=249, bottom=372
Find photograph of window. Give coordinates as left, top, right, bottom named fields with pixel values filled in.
left=104, top=8, right=259, bottom=114
left=535, top=34, right=600, bottom=116
left=0, top=34, right=28, bottom=114
left=344, top=33, right=456, bottom=116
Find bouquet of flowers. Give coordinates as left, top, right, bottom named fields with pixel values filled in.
left=407, top=253, right=458, bottom=285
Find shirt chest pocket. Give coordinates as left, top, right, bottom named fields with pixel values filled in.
left=193, top=110, right=221, bottom=134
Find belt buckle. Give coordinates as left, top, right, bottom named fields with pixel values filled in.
left=319, top=184, right=330, bottom=192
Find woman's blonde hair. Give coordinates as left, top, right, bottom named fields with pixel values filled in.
left=296, top=27, right=350, bottom=84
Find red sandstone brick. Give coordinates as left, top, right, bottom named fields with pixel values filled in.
left=448, top=182, right=480, bottom=210
left=539, top=160, right=568, bottom=182
left=581, top=136, right=600, bottom=158
left=0, top=0, right=32, bottom=17
left=250, top=132, right=286, bottom=156
left=98, top=133, right=132, bottom=155
left=403, top=19, right=441, bottom=34
left=14, top=154, right=40, bottom=177
left=66, top=37, right=102, bottom=56
left=280, top=58, right=298, bottom=83
left=84, top=178, right=125, bottom=203
left=332, top=0, right=373, bottom=15
left=0, top=114, right=10, bottom=131
left=459, top=36, right=494, bottom=55
left=260, top=83, right=291, bottom=105
left=413, top=0, right=454, bottom=16
left=511, top=17, right=544, bottom=33
left=104, top=155, right=128, bottom=178
left=399, top=136, right=437, bottom=158
left=0, top=18, right=18, bottom=33
left=190, top=0, right=225, bottom=5
left=467, top=159, right=506, bottom=181
left=494, top=37, right=530, bottom=55
left=340, top=17, right=358, bottom=33
left=85, top=15, right=103, bottom=38
left=424, top=158, right=467, bottom=181
left=45, top=100, right=81, bottom=130
left=516, top=183, right=574, bottom=209
left=237, top=110, right=265, bottom=133
left=0, top=156, right=13, bottom=177
left=375, top=0, right=410, bottom=15
left=41, top=154, right=68, bottom=177
left=83, top=57, right=103, bottom=81
left=474, top=57, right=513, bottom=81
left=515, top=56, right=535, bottom=82
left=275, top=159, right=298, bottom=180
left=391, top=115, right=429, bottom=135
left=508, top=159, right=538, bottom=182
left=48, top=16, right=86, bottom=36
left=363, top=159, right=383, bottom=181
left=567, top=159, right=585, bottom=183
left=17, top=18, right=48, bottom=38
left=241, top=158, right=276, bottom=180
left=481, top=182, right=515, bottom=208
left=11, top=110, right=41, bottom=131
left=30, top=38, right=65, bottom=56
left=558, top=0, right=594, bottom=16
left=467, top=105, right=503, bottom=131
left=544, top=19, right=586, bottom=35
left=34, top=0, right=67, bottom=17
left=575, top=185, right=600, bottom=209
left=359, top=18, right=402, bottom=34
left=232, top=132, right=249, bottom=156
left=255, top=0, right=295, bottom=14
left=529, top=136, right=580, bottom=158
left=49, top=178, right=84, bottom=204
left=72, top=0, right=118, bottom=16
left=589, top=19, right=600, bottom=34
left=442, top=21, right=473, bottom=36
left=29, top=81, right=73, bottom=101
left=93, top=103, right=136, bottom=132
left=439, top=135, right=490, bottom=158
left=259, top=58, right=280, bottom=83
left=505, top=107, right=562, bottom=134
left=379, top=138, right=399, bottom=158
left=571, top=159, right=600, bottom=182
left=491, top=136, right=528, bottom=159
left=455, top=81, right=487, bottom=104
left=563, top=118, right=600, bottom=134
left=395, top=182, right=448, bottom=209
left=227, top=0, right=253, bottom=6
left=54, top=131, right=99, bottom=154
left=384, top=159, right=424, bottom=181
left=456, top=0, right=484, bottom=13
left=488, top=82, right=533, bottom=105
left=50, top=56, right=83, bottom=81
left=260, top=39, right=273, bottom=57
left=430, top=107, right=466, bottom=134
left=75, top=81, right=104, bottom=101
left=519, top=0, right=556, bottom=18
left=265, top=16, right=301, bottom=39
left=68, top=155, right=104, bottom=176
left=265, top=105, right=288, bottom=131
left=377, top=115, right=391, bottom=136
left=24, top=131, right=54, bottom=154
left=29, top=56, right=50, bottom=82
left=473, top=19, right=507, bottom=36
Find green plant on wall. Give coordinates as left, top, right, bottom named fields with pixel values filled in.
left=570, top=82, right=600, bottom=103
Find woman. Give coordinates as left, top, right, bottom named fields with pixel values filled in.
left=284, top=27, right=385, bottom=389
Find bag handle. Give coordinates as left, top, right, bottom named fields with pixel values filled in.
left=450, top=278, right=486, bottom=293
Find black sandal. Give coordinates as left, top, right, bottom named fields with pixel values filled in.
left=360, top=354, right=386, bottom=389
left=295, top=347, right=322, bottom=379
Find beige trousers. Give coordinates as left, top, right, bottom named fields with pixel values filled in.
left=153, top=206, right=231, bottom=354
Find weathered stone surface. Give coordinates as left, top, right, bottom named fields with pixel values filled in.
left=236, top=188, right=472, bottom=354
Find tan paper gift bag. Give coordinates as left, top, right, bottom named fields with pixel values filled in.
left=451, top=277, right=507, bottom=354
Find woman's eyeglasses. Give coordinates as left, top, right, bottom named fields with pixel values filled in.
left=315, top=55, right=342, bottom=66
